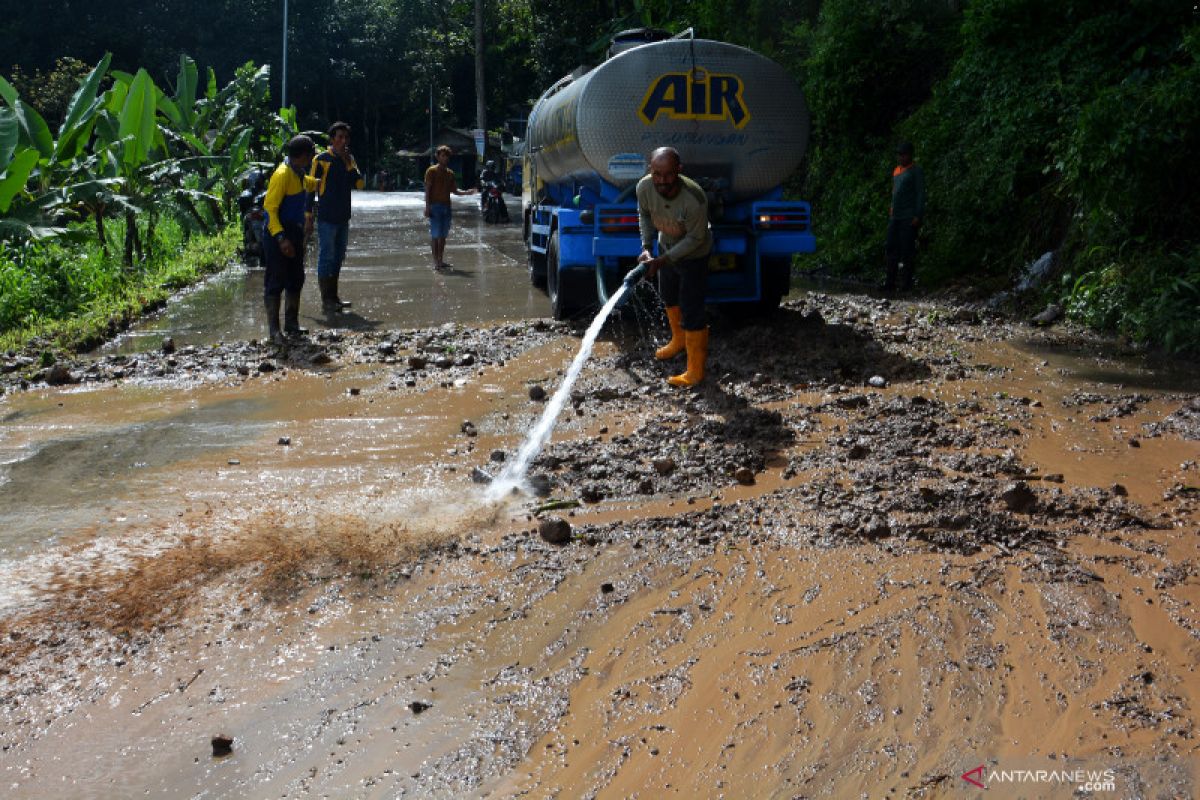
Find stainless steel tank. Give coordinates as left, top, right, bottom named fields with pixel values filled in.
left=527, top=38, right=809, bottom=202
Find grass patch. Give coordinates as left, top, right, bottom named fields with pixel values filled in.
left=0, top=224, right=239, bottom=355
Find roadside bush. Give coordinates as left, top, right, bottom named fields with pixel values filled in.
left=0, top=221, right=236, bottom=352
left=1064, top=246, right=1200, bottom=354
left=781, top=0, right=1199, bottom=352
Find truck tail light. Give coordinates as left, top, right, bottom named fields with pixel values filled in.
left=598, top=212, right=640, bottom=234
left=752, top=203, right=811, bottom=231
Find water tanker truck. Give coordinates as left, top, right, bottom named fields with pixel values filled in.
left=523, top=29, right=815, bottom=320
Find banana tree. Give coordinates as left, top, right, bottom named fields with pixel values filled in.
left=0, top=54, right=116, bottom=242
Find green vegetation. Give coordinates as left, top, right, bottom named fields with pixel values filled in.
left=1, top=53, right=293, bottom=353
left=0, top=226, right=238, bottom=354
left=784, top=0, right=1199, bottom=352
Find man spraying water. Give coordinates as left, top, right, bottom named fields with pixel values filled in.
left=636, top=146, right=713, bottom=387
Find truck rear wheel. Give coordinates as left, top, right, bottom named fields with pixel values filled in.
left=546, top=231, right=596, bottom=320
left=526, top=212, right=547, bottom=288
left=759, top=256, right=792, bottom=311
left=547, top=232, right=570, bottom=319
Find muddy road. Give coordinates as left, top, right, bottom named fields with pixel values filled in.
left=0, top=203, right=1198, bottom=798
left=103, top=191, right=540, bottom=355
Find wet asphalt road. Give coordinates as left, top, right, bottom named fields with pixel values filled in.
left=104, top=191, right=541, bottom=354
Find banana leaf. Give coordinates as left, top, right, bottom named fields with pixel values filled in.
left=0, top=148, right=38, bottom=213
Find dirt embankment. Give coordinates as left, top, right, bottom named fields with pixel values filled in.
left=1, top=292, right=1198, bottom=798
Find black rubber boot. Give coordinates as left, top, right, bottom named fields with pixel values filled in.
left=331, top=275, right=351, bottom=309
left=264, top=294, right=284, bottom=345
left=318, top=276, right=339, bottom=313
left=284, top=290, right=305, bottom=337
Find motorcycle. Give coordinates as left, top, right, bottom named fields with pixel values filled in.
left=237, top=168, right=268, bottom=266
left=480, top=179, right=510, bottom=224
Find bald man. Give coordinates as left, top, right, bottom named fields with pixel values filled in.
left=636, top=147, right=713, bottom=387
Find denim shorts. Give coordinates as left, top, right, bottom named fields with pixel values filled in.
left=428, top=203, right=451, bottom=239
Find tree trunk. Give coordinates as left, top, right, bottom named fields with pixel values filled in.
left=124, top=210, right=137, bottom=270
left=145, top=211, right=157, bottom=262
left=94, top=210, right=107, bottom=255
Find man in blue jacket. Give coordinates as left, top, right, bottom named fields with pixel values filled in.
left=311, top=121, right=364, bottom=313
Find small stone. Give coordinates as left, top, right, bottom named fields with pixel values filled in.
left=1031, top=304, right=1063, bottom=326
left=1110, top=483, right=1128, bottom=497
left=258, top=361, right=275, bottom=373
left=529, top=385, right=547, bottom=402
left=409, top=701, right=431, bottom=714
left=44, top=364, right=74, bottom=386
left=538, top=516, right=572, bottom=545
left=860, top=516, right=890, bottom=538
left=211, top=734, right=233, bottom=756
left=434, top=356, right=453, bottom=369
left=847, top=443, right=869, bottom=460
left=1000, top=481, right=1037, bottom=513
left=408, top=355, right=427, bottom=370
left=734, top=467, right=755, bottom=485
left=652, top=457, right=676, bottom=476
left=489, top=450, right=506, bottom=463
left=277, top=437, right=291, bottom=446
left=600, top=582, right=615, bottom=594
left=1043, top=473, right=1065, bottom=483
left=867, top=375, right=887, bottom=388
left=161, top=337, right=176, bottom=354
left=1128, top=438, right=1141, bottom=448
left=470, top=467, right=492, bottom=484
left=348, top=387, right=360, bottom=396
left=528, top=474, right=552, bottom=497
left=580, top=484, right=604, bottom=503
left=227, top=458, right=241, bottom=466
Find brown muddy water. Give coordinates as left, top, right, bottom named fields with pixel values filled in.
left=1, top=234, right=1198, bottom=798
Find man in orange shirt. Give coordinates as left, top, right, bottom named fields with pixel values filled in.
left=423, top=145, right=477, bottom=270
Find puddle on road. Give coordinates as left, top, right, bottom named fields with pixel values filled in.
left=0, top=335, right=600, bottom=615
left=103, top=191, right=541, bottom=355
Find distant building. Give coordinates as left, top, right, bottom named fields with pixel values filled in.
left=396, top=127, right=508, bottom=189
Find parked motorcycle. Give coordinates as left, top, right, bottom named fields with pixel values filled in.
left=237, top=168, right=268, bottom=266
left=481, top=179, right=510, bottom=224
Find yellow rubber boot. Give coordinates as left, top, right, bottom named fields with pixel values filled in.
left=668, top=328, right=708, bottom=387
left=655, top=306, right=685, bottom=360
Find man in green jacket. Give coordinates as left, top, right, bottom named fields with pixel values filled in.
left=637, top=146, right=713, bottom=387
left=885, top=141, right=926, bottom=292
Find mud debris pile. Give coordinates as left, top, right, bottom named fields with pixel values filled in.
left=1, top=291, right=1197, bottom=798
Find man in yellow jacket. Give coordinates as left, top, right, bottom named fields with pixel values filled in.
left=262, top=135, right=319, bottom=343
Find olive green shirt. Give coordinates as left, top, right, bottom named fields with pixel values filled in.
left=890, top=163, right=926, bottom=221
left=636, top=174, right=712, bottom=264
